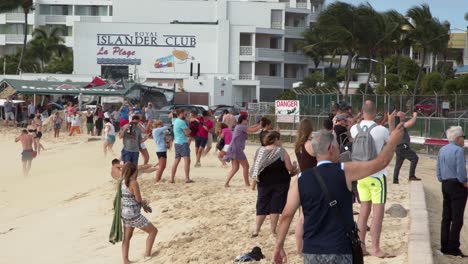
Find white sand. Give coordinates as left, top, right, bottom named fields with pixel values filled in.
left=0, top=126, right=441, bottom=264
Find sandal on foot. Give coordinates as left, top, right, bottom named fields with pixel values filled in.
left=251, top=232, right=259, bottom=238
left=185, top=179, right=195, bottom=183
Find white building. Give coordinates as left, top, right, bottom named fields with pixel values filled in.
left=0, top=0, right=112, bottom=56
left=72, top=0, right=323, bottom=105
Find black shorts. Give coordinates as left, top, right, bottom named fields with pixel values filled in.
left=256, top=183, right=289, bottom=215
left=195, top=136, right=208, bottom=148
left=157, top=151, right=167, bottom=159
left=36, top=131, right=42, bottom=139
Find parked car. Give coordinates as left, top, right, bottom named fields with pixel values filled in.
left=153, top=110, right=173, bottom=127
left=414, top=98, right=443, bottom=116
left=159, top=104, right=204, bottom=114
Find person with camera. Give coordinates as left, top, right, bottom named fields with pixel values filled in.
left=119, top=115, right=143, bottom=165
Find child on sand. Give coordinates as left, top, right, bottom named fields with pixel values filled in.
left=152, top=120, right=169, bottom=182
left=15, top=129, right=37, bottom=176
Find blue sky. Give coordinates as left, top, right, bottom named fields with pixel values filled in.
left=330, top=0, right=467, bottom=32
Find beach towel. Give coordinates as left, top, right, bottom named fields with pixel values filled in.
left=109, top=180, right=123, bottom=244
left=249, top=146, right=284, bottom=182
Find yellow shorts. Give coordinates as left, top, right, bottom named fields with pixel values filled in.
left=357, top=175, right=387, bottom=204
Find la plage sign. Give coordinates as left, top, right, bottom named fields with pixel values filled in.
left=97, top=32, right=197, bottom=47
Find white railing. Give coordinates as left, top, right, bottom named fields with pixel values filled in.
left=285, top=26, right=307, bottom=37
left=271, top=22, right=283, bottom=29
left=284, top=52, right=309, bottom=63
left=5, top=34, right=29, bottom=44
left=5, top=13, right=24, bottom=22
left=256, top=76, right=284, bottom=87
left=240, top=46, right=253, bottom=56
left=239, top=74, right=253, bottom=80
left=45, top=15, right=67, bottom=23
left=256, top=48, right=284, bottom=60
left=296, top=2, right=308, bottom=9
left=80, top=16, right=101, bottom=22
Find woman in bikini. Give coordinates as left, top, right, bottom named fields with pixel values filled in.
left=52, top=112, right=63, bottom=138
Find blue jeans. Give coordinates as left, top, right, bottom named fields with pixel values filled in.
left=122, top=149, right=139, bottom=165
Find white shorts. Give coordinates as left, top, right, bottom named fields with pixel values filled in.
left=222, top=144, right=230, bottom=152
left=67, top=116, right=72, bottom=123
left=5, top=112, right=15, bottom=120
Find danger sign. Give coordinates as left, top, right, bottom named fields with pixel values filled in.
left=275, top=100, right=300, bottom=123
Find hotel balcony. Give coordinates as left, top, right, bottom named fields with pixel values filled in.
left=285, top=2, right=311, bottom=14
left=256, top=48, right=284, bottom=61
left=284, top=52, right=309, bottom=64
left=255, top=76, right=303, bottom=89
left=256, top=76, right=284, bottom=88
left=3, top=34, right=32, bottom=45
left=0, top=13, right=35, bottom=24
left=44, top=15, right=67, bottom=24
left=309, top=12, right=319, bottom=23
left=284, top=26, right=307, bottom=39
left=239, top=47, right=285, bottom=62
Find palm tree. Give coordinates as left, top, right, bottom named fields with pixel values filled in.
left=314, top=2, right=362, bottom=98
left=385, top=10, right=413, bottom=83
left=0, top=0, right=34, bottom=74
left=356, top=4, right=400, bottom=93
left=28, top=26, right=68, bottom=72
left=429, top=20, right=450, bottom=72
left=407, top=4, right=444, bottom=103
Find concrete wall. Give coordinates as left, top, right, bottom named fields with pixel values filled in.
left=227, top=1, right=284, bottom=28
left=113, top=0, right=218, bottom=23
left=183, top=77, right=232, bottom=105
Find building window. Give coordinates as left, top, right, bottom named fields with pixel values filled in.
left=75, top=5, right=108, bottom=16
left=39, top=5, right=71, bottom=15
left=109, top=6, right=113, bottom=16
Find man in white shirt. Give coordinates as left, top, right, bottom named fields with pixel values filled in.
left=350, top=100, right=395, bottom=258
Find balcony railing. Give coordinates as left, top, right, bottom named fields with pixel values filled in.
left=256, top=76, right=284, bottom=87
left=271, top=22, right=283, bottom=29
left=285, top=26, right=307, bottom=38
left=240, top=46, right=253, bottom=56
left=256, top=48, right=284, bottom=60
left=5, top=34, right=30, bottom=44
left=45, top=15, right=67, bottom=23
left=80, top=16, right=102, bottom=22
left=296, top=2, right=308, bottom=9
left=284, top=52, right=309, bottom=64
left=5, top=13, right=24, bottom=22
left=239, top=74, right=253, bottom=80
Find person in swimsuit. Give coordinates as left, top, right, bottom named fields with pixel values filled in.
left=86, top=108, right=95, bottom=136
left=152, top=120, right=170, bottom=183
left=52, top=112, right=63, bottom=138
left=15, top=129, right=37, bottom=176
left=121, top=162, right=158, bottom=264
left=223, top=115, right=262, bottom=187
left=34, top=114, right=45, bottom=155
left=104, top=118, right=116, bottom=157
left=293, top=118, right=317, bottom=255
left=138, top=116, right=150, bottom=165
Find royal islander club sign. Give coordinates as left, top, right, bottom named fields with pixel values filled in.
left=275, top=100, right=300, bottom=123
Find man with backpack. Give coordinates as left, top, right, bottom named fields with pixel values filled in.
left=350, top=100, right=395, bottom=258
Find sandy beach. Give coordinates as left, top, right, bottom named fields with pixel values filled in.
left=0, top=125, right=464, bottom=264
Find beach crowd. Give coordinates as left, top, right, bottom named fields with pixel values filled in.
left=9, top=98, right=467, bottom=264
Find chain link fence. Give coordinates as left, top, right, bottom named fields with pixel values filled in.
left=245, top=113, right=468, bottom=142
left=297, top=92, right=468, bottom=118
